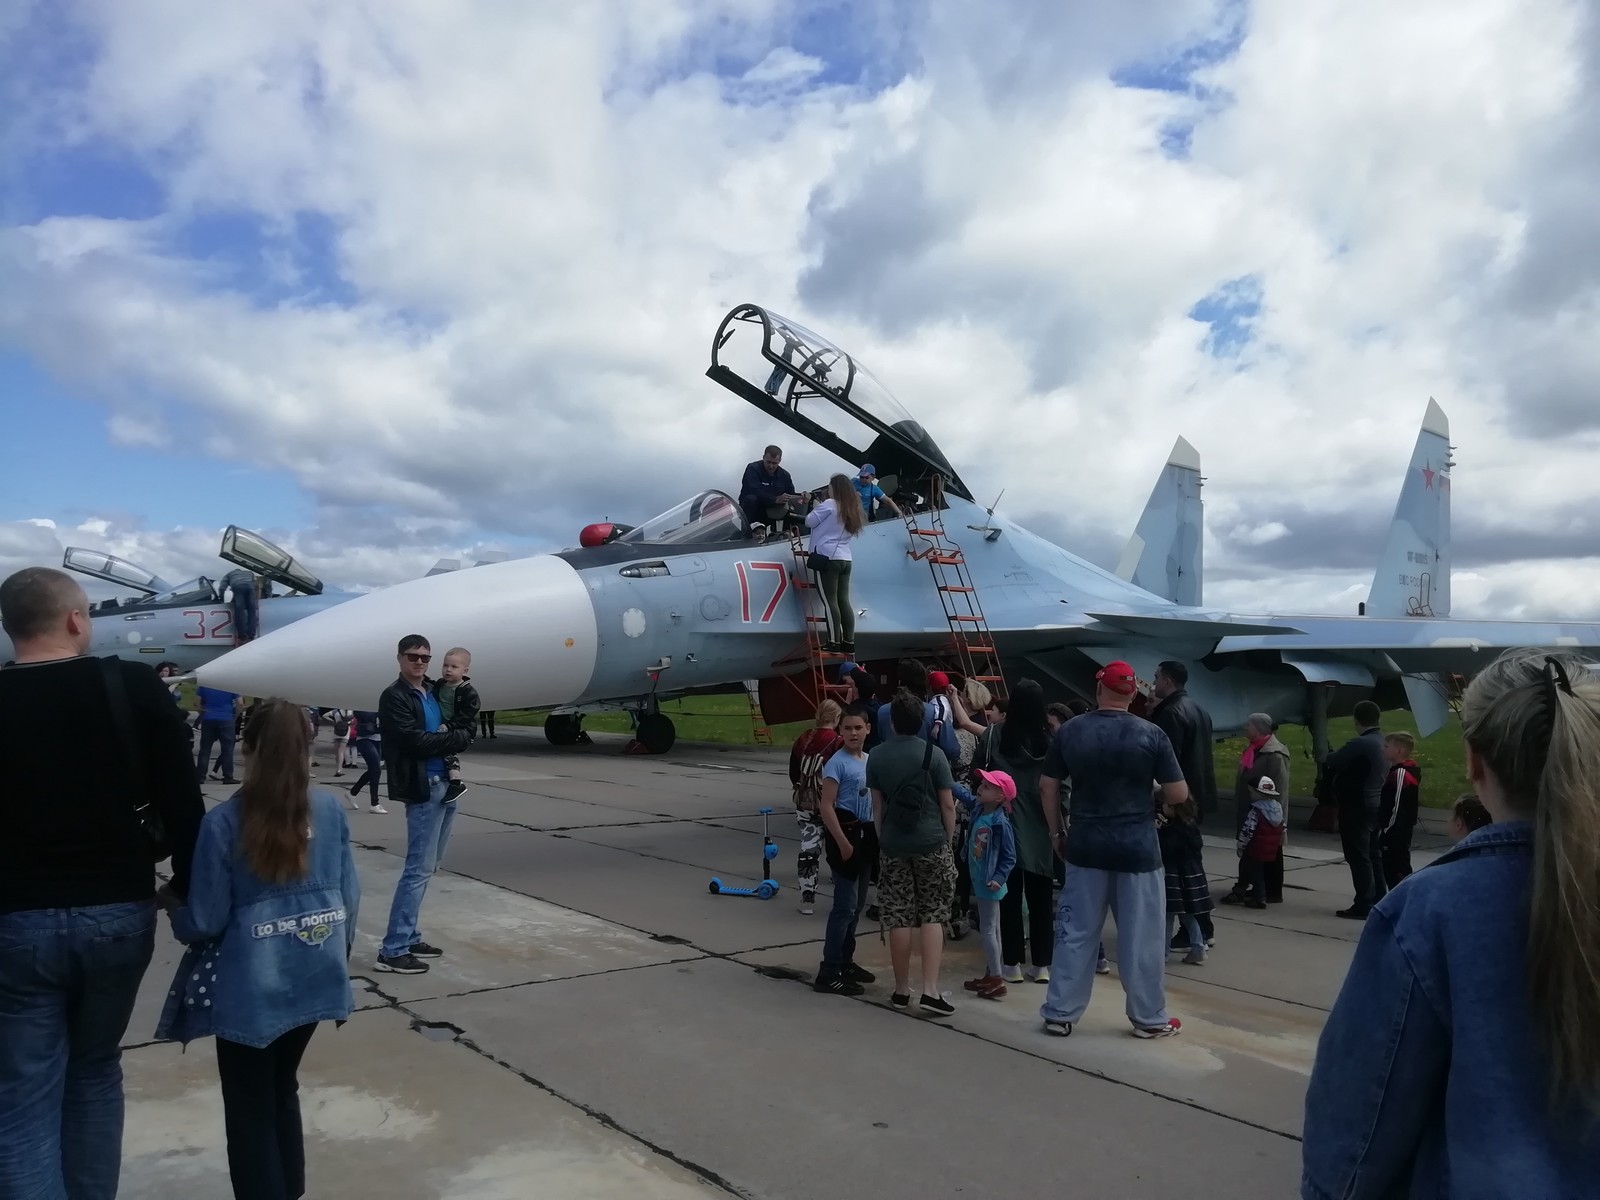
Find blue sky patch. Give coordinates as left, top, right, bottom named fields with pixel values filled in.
left=1188, top=274, right=1262, bottom=357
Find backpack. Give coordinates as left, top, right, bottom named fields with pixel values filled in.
left=885, top=739, right=936, bottom=834
left=792, top=730, right=835, bottom=815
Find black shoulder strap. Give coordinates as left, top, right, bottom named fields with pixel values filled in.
left=921, top=735, right=934, bottom=778
left=100, top=656, right=151, bottom=813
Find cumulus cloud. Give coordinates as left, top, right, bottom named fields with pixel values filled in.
left=1, top=0, right=1598, bottom=622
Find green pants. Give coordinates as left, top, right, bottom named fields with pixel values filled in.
left=817, top=558, right=854, bottom=644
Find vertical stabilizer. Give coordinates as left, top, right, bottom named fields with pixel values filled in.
left=1367, top=398, right=1452, bottom=617
left=1116, top=436, right=1203, bottom=607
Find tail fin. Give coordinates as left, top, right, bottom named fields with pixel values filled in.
left=1367, top=398, right=1452, bottom=617
left=1116, top=436, right=1203, bottom=607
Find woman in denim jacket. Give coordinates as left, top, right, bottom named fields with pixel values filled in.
left=158, top=700, right=360, bottom=1200
left=1303, top=651, right=1600, bottom=1199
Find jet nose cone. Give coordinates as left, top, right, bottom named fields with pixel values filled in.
left=198, top=555, right=598, bottom=710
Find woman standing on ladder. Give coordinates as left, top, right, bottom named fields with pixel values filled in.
left=806, top=474, right=865, bottom=656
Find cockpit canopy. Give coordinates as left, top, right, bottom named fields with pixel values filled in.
left=707, top=304, right=971, bottom=501
left=617, top=490, right=749, bottom=546
left=61, top=548, right=170, bottom=596
left=220, top=525, right=323, bottom=596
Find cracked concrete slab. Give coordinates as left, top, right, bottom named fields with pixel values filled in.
left=122, top=1006, right=729, bottom=1199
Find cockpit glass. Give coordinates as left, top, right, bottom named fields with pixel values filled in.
left=708, top=304, right=968, bottom=499
left=220, top=526, right=323, bottom=595
left=61, top=548, right=166, bottom=595
left=146, top=577, right=218, bottom=606
left=618, top=490, right=750, bottom=545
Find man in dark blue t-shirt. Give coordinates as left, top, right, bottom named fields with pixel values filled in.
left=194, top=685, right=241, bottom=784
left=1037, top=661, right=1187, bottom=1040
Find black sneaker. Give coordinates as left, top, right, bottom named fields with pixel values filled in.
left=864, top=904, right=881, bottom=922
left=410, top=941, right=443, bottom=958
left=813, top=975, right=864, bottom=996
left=919, top=993, right=955, bottom=1017
left=845, top=963, right=876, bottom=984
left=890, top=992, right=911, bottom=1010
left=374, top=953, right=429, bottom=974
left=443, top=780, right=468, bottom=803
left=1170, top=930, right=1191, bottom=950
left=1336, top=907, right=1370, bottom=921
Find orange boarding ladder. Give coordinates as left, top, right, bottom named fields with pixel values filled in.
left=764, top=528, right=855, bottom=717
left=743, top=679, right=774, bottom=745
left=902, top=476, right=1008, bottom=700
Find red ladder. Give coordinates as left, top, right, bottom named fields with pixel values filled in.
left=903, top=476, right=1007, bottom=700
left=765, top=529, right=855, bottom=713
left=743, top=679, right=774, bottom=745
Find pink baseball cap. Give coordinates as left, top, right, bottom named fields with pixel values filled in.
left=972, top=769, right=1017, bottom=803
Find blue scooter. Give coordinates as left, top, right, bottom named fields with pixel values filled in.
left=708, top=807, right=780, bottom=899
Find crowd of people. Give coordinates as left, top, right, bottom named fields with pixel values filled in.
left=5, top=555, right=1599, bottom=1197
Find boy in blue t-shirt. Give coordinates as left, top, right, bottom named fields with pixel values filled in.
left=813, top=708, right=878, bottom=996
left=851, top=465, right=901, bottom=522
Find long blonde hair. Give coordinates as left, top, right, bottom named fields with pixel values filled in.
left=828, top=474, right=865, bottom=536
left=237, top=699, right=312, bottom=884
left=1461, top=650, right=1600, bottom=1111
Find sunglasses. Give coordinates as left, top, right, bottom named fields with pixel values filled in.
left=402, top=652, right=432, bottom=664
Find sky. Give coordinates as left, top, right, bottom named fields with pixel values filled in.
left=2, top=0, right=1598, bottom=617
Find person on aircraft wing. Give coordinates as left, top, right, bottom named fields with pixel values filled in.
left=739, top=444, right=802, bottom=530
left=852, top=464, right=902, bottom=522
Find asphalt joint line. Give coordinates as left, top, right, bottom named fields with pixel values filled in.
left=353, top=976, right=748, bottom=1196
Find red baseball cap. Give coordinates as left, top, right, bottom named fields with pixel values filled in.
left=1095, top=661, right=1139, bottom=696
left=927, top=670, right=950, bottom=692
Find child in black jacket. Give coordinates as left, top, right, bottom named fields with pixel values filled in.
left=1377, top=732, right=1421, bottom=888
left=435, top=648, right=481, bottom=803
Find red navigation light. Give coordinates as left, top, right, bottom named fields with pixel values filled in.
left=579, top=523, right=616, bottom=549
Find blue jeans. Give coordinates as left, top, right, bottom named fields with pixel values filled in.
left=380, top=779, right=455, bottom=959
left=351, top=739, right=383, bottom=802
left=1167, top=913, right=1205, bottom=961
left=975, top=897, right=1003, bottom=976
left=821, top=865, right=871, bottom=973
left=0, top=901, right=157, bottom=1200
left=230, top=580, right=257, bottom=642
left=196, top=718, right=236, bottom=781
left=1040, top=865, right=1169, bottom=1029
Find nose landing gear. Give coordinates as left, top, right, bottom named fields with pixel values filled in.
left=635, top=712, right=676, bottom=754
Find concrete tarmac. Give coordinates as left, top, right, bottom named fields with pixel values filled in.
left=122, top=727, right=1450, bottom=1198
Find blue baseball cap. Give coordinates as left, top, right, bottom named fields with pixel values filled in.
left=858, top=464, right=874, bottom=477
left=838, top=661, right=860, bottom=677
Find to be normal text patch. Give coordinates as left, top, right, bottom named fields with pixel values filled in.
left=252, top=906, right=347, bottom=947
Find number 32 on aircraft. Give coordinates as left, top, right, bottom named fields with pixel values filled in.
left=181, top=609, right=235, bottom=641
left=734, top=561, right=788, bottom=624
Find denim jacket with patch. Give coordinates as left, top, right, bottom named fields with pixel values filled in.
left=158, top=788, right=360, bottom=1049
left=1302, top=821, right=1600, bottom=1199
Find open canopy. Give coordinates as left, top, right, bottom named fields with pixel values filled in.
left=706, top=304, right=971, bottom=501
left=220, top=525, right=324, bottom=595
left=61, top=547, right=171, bottom=596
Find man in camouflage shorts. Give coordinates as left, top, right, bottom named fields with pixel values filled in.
left=868, top=690, right=958, bottom=1016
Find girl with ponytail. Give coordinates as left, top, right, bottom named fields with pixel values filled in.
left=1302, top=650, right=1600, bottom=1197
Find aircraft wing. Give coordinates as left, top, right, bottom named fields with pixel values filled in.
left=1212, top=614, right=1600, bottom=672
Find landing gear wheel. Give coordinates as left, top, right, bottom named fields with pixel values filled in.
left=636, top=712, right=676, bottom=754
left=544, top=713, right=581, bottom=746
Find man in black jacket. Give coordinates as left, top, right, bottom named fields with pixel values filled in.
left=1149, top=661, right=1219, bottom=947
left=0, top=567, right=205, bottom=1196
left=375, top=633, right=473, bottom=974
left=1323, top=700, right=1387, bottom=920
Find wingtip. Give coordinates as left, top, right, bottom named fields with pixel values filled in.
left=1168, top=436, right=1201, bottom=472
left=1422, top=397, right=1449, bottom=439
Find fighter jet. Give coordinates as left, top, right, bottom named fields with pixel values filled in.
left=197, top=303, right=1600, bottom=757
left=0, top=525, right=347, bottom=672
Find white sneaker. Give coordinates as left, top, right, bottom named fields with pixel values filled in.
left=1096, top=957, right=1112, bottom=975
left=1026, top=965, right=1051, bottom=984
left=1002, top=964, right=1025, bottom=984
left=369, top=804, right=389, bottom=814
